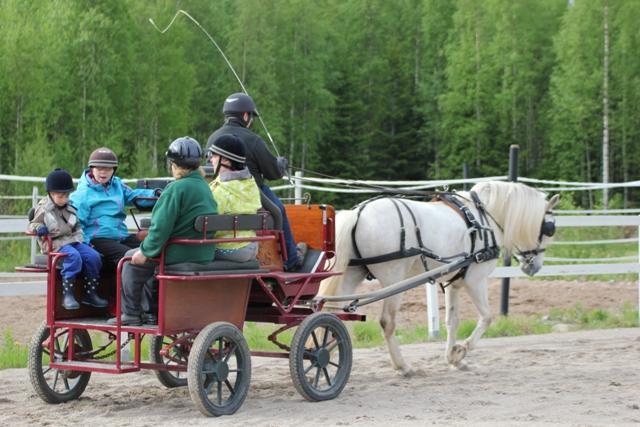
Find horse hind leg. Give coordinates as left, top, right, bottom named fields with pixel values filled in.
left=380, top=293, right=413, bottom=376
left=461, top=278, right=492, bottom=353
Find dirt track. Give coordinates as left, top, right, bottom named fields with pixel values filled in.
left=1, top=328, right=639, bottom=426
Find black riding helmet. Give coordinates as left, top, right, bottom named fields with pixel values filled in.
left=165, top=136, right=202, bottom=169
left=206, top=134, right=246, bottom=170
left=46, top=168, right=74, bottom=193
left=222, top=93, right=259, bottom=117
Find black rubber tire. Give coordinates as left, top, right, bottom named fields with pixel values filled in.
left=289, top=313, right=352, bottom=401
left=150, top=334, right=190, bottom=388
left=187, top=322, right=251, bottom=416
left=28, top=321, right=92, bottom=404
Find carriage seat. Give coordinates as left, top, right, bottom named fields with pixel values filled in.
left=164, top=259, right=267, bottom=276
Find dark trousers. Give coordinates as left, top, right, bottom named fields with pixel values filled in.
left=259, top=184, right=299, bottom=269
left=120, top=249, right=157, bottom=316
left=91, top=234, right=140, bottom=266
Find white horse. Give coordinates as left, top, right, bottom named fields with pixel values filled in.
left=320, top=181, right=559, bottom=375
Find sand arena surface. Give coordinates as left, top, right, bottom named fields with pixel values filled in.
left=0, top=328, right=638, bottom=426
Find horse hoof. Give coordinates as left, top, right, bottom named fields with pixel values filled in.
left=449, top=362, right=469, bottom=371
left=447, top=344, right=467, bottom=365
left=400, top=367, right=415, bottom=378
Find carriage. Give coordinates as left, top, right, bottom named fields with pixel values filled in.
left=18, top=188, right=365, bottom=417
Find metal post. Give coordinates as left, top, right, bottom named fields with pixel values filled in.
left=637, top=215, right=639, bottom=325
left=426, top=282, right=440, bottom=337
left=463, top=163, right=470, bottom=191
left=500, top=145, right=519, bottom=316
left=120, top=333, right=130, bottom=362
left=30, top=186, right=38, bottom=265
left=294, top=171, right=303, bottom=205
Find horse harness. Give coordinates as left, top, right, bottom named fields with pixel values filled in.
left=348, top=193, right=500, bottom=290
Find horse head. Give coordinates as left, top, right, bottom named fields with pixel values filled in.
left=514, top=193, right=560, bottom=276
left=472, top=182, right=560, bottom=276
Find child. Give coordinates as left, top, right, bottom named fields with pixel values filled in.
left=108, top=137, right=217, bottom=326
left=70, top=147, right=158, bottom=267
left=29, top=168, right=107, bottom=310
left=207, top=134, right=262, bottom=262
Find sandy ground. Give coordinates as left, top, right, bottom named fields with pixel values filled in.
left=0, top=328, right=638, bottom=426
left=2, top=278, right=637, bottom=345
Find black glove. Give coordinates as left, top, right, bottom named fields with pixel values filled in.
left=276, top=157, right=289, bottom=177
left=154, top=188, right=162, bottom=197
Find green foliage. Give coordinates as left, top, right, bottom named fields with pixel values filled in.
left=1, top=0, right=640, bottom=208
left=0, top=330, right=28, bottom=369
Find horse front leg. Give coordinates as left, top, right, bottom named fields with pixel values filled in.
left=444, top=282, right=466, bottom=368
left=380, top=293, right=413, bottom=376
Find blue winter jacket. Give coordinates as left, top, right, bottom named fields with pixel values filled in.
left=70, top=169, right=156, bottom=242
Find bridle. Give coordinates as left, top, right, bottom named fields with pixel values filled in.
left=516, top=211, right=556, bottom=265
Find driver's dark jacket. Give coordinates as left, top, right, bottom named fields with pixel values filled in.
left=207, top=121, right=282, bottom=187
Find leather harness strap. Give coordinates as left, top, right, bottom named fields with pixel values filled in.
left=348, top=194, right=500, bottom=288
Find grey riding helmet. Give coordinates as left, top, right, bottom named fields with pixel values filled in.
left=165, top=136, right=202, bottom=169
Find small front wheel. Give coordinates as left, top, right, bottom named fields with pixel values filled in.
left=150, top=333, right=192, bottom=388
left=289, top=313, right=352, bottom=401
left=187, top=322, right=251, bottom=416
left=28, top=321, right=92, bottom=403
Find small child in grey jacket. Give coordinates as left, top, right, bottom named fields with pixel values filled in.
left=29, top=168, right=107, bottom=310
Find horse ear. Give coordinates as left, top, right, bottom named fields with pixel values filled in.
left=546, top=194, right=560, bottom=210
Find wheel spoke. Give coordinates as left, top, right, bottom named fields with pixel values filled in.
left=52, top=370, right=60, bottom=390
left=224, top=343, right=237, bottom=363
left=63, top=374, right=70, bottom=391
left=321, top=327, right=329, bottom=347
left=313, top=366, right=321, bottom=387
left=328, top=361, right=341, bottom=369
left=224, top=379, right=236, bottom=395
left=310, top=331, right=320, bottom=350
left=217, top=380, right=222, bottom=405
left=326, top=337, right=340, bottom=353
left=322, top=367, right=332, bottom=387
left=42, top=367, right=52, bottom=375
left=303, top=361, right=316, bottom=375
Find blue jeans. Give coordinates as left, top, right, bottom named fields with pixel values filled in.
left=59, top=242, right=102, bottom=280
left=259, top=184, right=299, bottom=269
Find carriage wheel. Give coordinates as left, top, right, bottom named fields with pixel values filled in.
left=28, top=321, right=92, bottom=404
left=187, top=322, right=251, bottom=416
left=289, top=313, right=352, bottom=402
left=150, top=333, right=192, bottom=388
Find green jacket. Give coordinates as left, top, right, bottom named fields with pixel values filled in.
left=140, top=170, right=218, bottom=265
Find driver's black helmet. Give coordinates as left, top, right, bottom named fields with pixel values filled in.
left=46, top=168, right=74, bottom=193
left=222, top=93, right=259, bottom=116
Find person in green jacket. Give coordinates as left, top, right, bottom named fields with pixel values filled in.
left=108, top=137, right=217, bottom=326
left=207, top=134, right=262, bottom=262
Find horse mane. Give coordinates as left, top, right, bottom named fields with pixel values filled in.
left=470, top=181, right=548, bottom=252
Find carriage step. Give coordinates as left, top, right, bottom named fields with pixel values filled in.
left=51, top=360, right=140, bottom=374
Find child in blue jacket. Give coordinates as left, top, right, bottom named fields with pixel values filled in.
left=70, top=147, right=158, bottom=266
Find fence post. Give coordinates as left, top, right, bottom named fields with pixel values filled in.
left=294, top=171, right=303, bottom=205
left=501, top=145, right=519, bottom=316
left=426, top=282, right=440, bottom=338
left=30, top=186, right=38, bottom=265
left=637, top=215, right=639, bottom=325
left=463, top=163, right=470, bottom=191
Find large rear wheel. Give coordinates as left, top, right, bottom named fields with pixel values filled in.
left=187, top=322, right=251, bottom=416
left=289, top=313, right=352, bottom=401
left=28, top=321, right=92, bottom=403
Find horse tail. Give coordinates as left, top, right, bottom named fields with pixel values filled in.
left=319, top=208, right=359, bottom=296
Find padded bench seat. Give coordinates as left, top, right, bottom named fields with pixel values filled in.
left=164, top=259, right=268, bottom=276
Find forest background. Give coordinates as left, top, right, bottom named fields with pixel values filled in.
left=1, top=0, right=639, bottom=210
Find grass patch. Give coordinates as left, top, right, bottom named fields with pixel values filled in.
left=0, top=330, right=29, bottom=369
left=0, top=239, right=30, bottom=271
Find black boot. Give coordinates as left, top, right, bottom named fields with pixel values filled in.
left=62, top=279, right=80, bottom=310
left=81, top=277, right=108, bottom=308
